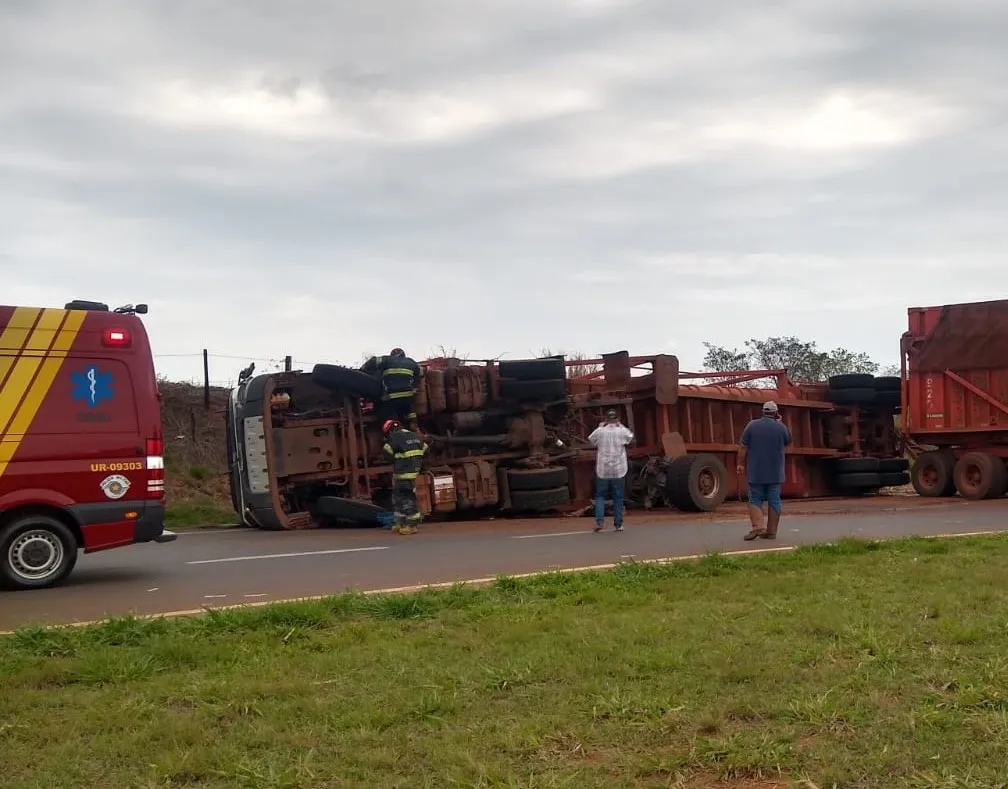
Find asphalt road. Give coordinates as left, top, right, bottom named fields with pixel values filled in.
left=2, top=499, right=1006, bottom=631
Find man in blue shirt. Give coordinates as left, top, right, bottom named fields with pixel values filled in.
left=736, top=400, right=792, bottom=541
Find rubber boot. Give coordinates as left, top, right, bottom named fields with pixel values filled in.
left=762, top=509, right=780, bottom=539
left=743, top=503, right=766, bottom=541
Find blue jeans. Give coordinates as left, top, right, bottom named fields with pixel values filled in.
left=748, top=482, right=783, bottom=514
left=595, top=477, right=626, bottom=527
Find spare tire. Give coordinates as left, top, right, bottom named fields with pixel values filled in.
left=665, top=454, right=728, bottom=512
left=507, top=466, right=569, bottom=491
left=828, top=457, right=880, bottom=474
left=832, top=471, right=882, bottom=490
left=499, top=358, right=567, bottom=382
left=312, top=364, right=383, bottom=400
left=878, top=457, right=910, bottom=473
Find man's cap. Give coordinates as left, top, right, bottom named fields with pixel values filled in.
left=606, top=408, right=618, bottom=419
left=762, top=400, right=779, bottom=414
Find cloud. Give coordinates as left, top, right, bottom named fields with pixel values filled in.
left=2, top=0, right=1007, bottom=386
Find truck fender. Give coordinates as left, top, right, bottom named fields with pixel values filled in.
left=0, top=489, right=80, bottom=523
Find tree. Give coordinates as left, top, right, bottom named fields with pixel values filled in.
left=702, top=336, right=882, bottom=384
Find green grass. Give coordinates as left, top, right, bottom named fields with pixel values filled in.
left=4, top=536, right=1008, bottom=788
left=164, top=497, right=237, bottom=529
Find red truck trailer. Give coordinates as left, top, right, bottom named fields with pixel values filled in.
left=903, top=298, right=1008, bottom=500
left=224, top=351, right=905, bottom=530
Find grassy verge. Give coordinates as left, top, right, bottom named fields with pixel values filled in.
left=4, top=536, right=1008, bottom=788
left=164, top=497, right=237, bottom=529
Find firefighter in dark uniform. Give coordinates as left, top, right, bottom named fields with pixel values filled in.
left=362, top=348, right=421, bottom=429
left=382, top=419, right=428, bottom=535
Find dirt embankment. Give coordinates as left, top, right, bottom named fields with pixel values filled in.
left=159, top=380, right=232, bottom=505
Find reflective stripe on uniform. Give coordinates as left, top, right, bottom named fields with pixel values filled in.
left=386, top=390, right=415, bottom=399
left=383, top=367, right=416, bottom=376
left=394, top=472, right=419, bottom=480
left=395, top=449, right=425, bottom=459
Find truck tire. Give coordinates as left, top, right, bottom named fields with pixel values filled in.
left=828, top=457, right=880, bottom=474
left=833, top=472, right=883, bottom=490
left=506, top=466, right=569, bottom=491
left=874, top=390, right=901, bottom=409
left=878, top=457, right=910, bottom=473
left=0, top=514, right=79, bottom=591
left=666, top=454, right=728, bottom=512
left=953, top=452, right=1007, bottom=500
left=314, top=496, right=387, bottom=525
left=827, top=388, right=876, bottom=406
left=499, top=378, right=567, bottom=402
left=873, top=376, right=902, bottom=392
left=509, top=486, right=571, bottom=511
left=911, top=451, right=956, bottom=497
left=828, top=373, right=876, bottom=389
left=498, top=358, right=566, bottom=382
left=879, top=471, right=911, bottom=487
left=311, top=364, right=383, bottom=401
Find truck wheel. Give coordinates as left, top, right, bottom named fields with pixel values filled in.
left=498, top=378, right=567, bottom=402
left=314, top=496, right=387, bottom=525
left=910, top=451, right=956, bottom=497
left=874, top=390, right=901, bottom=409
left=878, top=457, right=910, bottom=473
left=828, top=457, right=880, bottom=474
left=666, top=454, right=728, bottom=512
left=498, top=358, right=566, bottom=382
left=832, top=471, right=883, bottom=491
left=879, top=471, right=911, bottom=487
left=506, top=466, right=569, bottom=491
left=873, top=376, right=902, bottom=392
left=828, top=373, right=876, bottom=389
left=0, top=515, right=79, bottom=591
left=827, top=388, right=876, bottom=406
left=311, top=364, right=383, bottom=400
left=954, top=452, right=1007, bottom=500
left=509, top=486, right=571, bottom=511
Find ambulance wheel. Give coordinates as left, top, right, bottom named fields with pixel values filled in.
left=0, top=514, right=79, bottom=591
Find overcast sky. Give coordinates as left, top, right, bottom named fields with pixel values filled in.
left=3, top=0, right=1006, bottom=384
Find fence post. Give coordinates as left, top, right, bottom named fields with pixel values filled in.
left=203, top=349, right=210, bottom=410
left=284, top=355, right=292, bottom=372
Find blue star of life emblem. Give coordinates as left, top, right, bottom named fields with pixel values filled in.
left=71, top=365, right=114, bottom=408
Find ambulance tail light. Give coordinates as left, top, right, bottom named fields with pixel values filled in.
left=102, top=327, right=132, bottom=348
left=146, top=437, right=165, bottom=500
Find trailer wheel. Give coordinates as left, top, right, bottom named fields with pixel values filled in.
left=873, top=376, right=902, bottom=392
left=506, top=466, right=569, bottom=491
left=953, top=452, right=1007, bottom=500
left=498, top=358, right=567, bottom=382
left=0, top=515, right=79, bottom=591
left=314, top=496, right=387, bottom=525
left=666, top=454, right=728, bottom=512
left=827, top=388, right=876, bottom=406
left=832, top=471, right=883, bottom=491
left=828, top=373, right=876, bottom=389
left=879, top=471, right=911, bottom=488
left=992, top=459, right=1008, bottom=499
left=828, top=457, right=880, bottom=474
left=878, top=457, right=910, bottom=473
left=874, top=390, right=901, bottom=409
left=312, top=364, right=383, bottom=400
left=910, top=451, right=956, bottom=497
left=498, top=378, right=567, bottom=402
left=508, top=486, right=571, bottom=511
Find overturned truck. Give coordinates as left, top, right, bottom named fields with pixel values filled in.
left=224, top=352, right=905, bottom=530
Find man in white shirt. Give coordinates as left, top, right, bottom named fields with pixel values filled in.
left=588, top=408, right=634, bottom=532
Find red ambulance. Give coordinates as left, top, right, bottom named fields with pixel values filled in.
left=0, top=299, right=175, bottom=591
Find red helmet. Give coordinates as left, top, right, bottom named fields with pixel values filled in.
left=382, top=419, right=399, bottom=434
